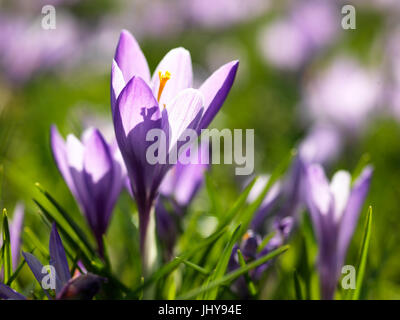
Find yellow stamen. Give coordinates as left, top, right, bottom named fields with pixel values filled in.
left=157, top=71, right=171, bottom=102
left=242, top=232, right=250, bottom=241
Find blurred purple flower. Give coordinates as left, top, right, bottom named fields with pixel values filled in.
left=304, top=164, right=373, bottom=299
left=229, top=217, right=293, bottom=297
left=258, top=0, right=339, bottom=71
left=110, top=30, right=238, bottom=268
left=247, top=175, right=281, bottom=232
left=183, top=0, right=269, bottom=30
left=302, top=57, right=381, bottom=132
left=50, top=126, right=125, bottom=257
left=156, top=142, right=210, bottom=257
left=0, top=224, right=103, bottom=300
left=0, top=13, right=79, bottom=84
left=299, top=124, right=343, bottom=165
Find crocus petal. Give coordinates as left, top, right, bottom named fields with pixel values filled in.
left=49, top=223, right=71, bottom=294
left=306, top=164, right=332, bottom=217
left=10, top=203, right=24, bottom=270
left=329, top=170, right=351, bottom=222
left=115, top=76, right=160, bottom=137
left=198, top=60, right=239, bottom=129
left=50, top=125, right=77, bottom=198
left=151, top=47, right=193, bottom=107
left=82, top=128, right=117, bottom=241
left=114, top=29, right=150, bottom=84
left=111, top=60, right=126, bottom=113
left=337, top=166, right=373, bottom=268
left=174, top=161, right=208, bottom=207
left=22, top=251, right=52, bottom=299
left=162, top=88, right=204, bottom=155
left=0, top=283, right=26, bottom=300
left=248, top=175, right=281, bottom=231
left=113, top=76, right=162, bottom=211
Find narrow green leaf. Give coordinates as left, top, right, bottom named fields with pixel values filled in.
left=352, top=206, right=373, bottom=300
left=128, top=226, right=229, bottom=297
left=352, top=154, right=371, bottom=184
left=35, top=183, right=95, bottom=256
left=204, top=173, right=220, bottom=215
left=237, top=249, right=257, bottom=297
left=7, top=257, right=27, bottom=286
left=257, top=231, right=276, bottom=253
left=177, top=258, right=210, bottom=276
left=178, top=245, right=289, bottom=299
left=203, top=224, right=242, bottom=299
left=294, top=270, right=304, bottom=300
left=2, top=208, right=12, bottom=283
left=24, top=227, right=49, bottom=258
left=33, top=199, right=93, bottom=263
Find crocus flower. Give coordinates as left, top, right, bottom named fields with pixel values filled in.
left=50, top=126, right=125, bottom=257
left=246, top=175, right=281, bottom=232
left=258, top=0, right=339, bottom=71
left=111, top=30, right=238, bottom=271
left=302, top=57, right=381, bottom=133
left=304, top=164, right=373, bottom=299
left=156, top=141, right=210, bottom=257
left=0, top=224, right=103, bottom=300
left=229, top=217, right=293, bottom=297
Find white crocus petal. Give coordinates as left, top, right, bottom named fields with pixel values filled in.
left=66, top=134, right=85, bottom=171
left=247, top=175, right=270, bottom=203
left=330, top=170, right=351, bottom=222
left=151, top=47, right=193, bottom=107
left=307, top=164, right=331, bottom=216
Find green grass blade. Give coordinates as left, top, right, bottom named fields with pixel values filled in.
left=237, top=249, right=257, bottom=297
left=293, top=270, right=304, bottom=300
left=24, top=227, right=49, bottom=259
left=351, top=154, right=371, bottom=184
left=127, top=226, right=229, bottom=297
left=352, top=206, right=373, bottom=300
left=177, top=258, right=210, bottom=276
left=7, top=257, right=27, bottom=286
left=2, top=208, right=12, bottom=283
left=35, top=183, right=95, bottom=256
left=178, top=245, right=289, bottom=299
left=203, top=224, right=242, bottom=299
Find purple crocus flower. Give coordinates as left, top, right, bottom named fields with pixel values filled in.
left=247, top=175, right=282, bottom=232
left=0, top=224, right=103, bottom=300
left=50, top=126, right=125, bottom=257
left=156, top=142, right=210, bottom=257
left=229, top=217, right=293, bottom=297
left=304, top=164, right=373, bottom=299
left=110, top=30, right=238, bottom=270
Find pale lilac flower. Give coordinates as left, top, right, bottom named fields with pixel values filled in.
left=299, top=124, right=343, bottom=165
left=302, top=57, right=381, bottom=132
left=304, top=164, right=373, bottom=299
left=0, top=13, right=78, bottom=83
left=258, top=0, right=339, bottom=71
left=183, top=0, right=270, bottom=29
left=156, top=142, right=210, bottom=257
left=111, top=30, right=238, bottom=265
left=50, top=126, right=125, bottom=257
left=247, top=175, right=281, bottom=232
